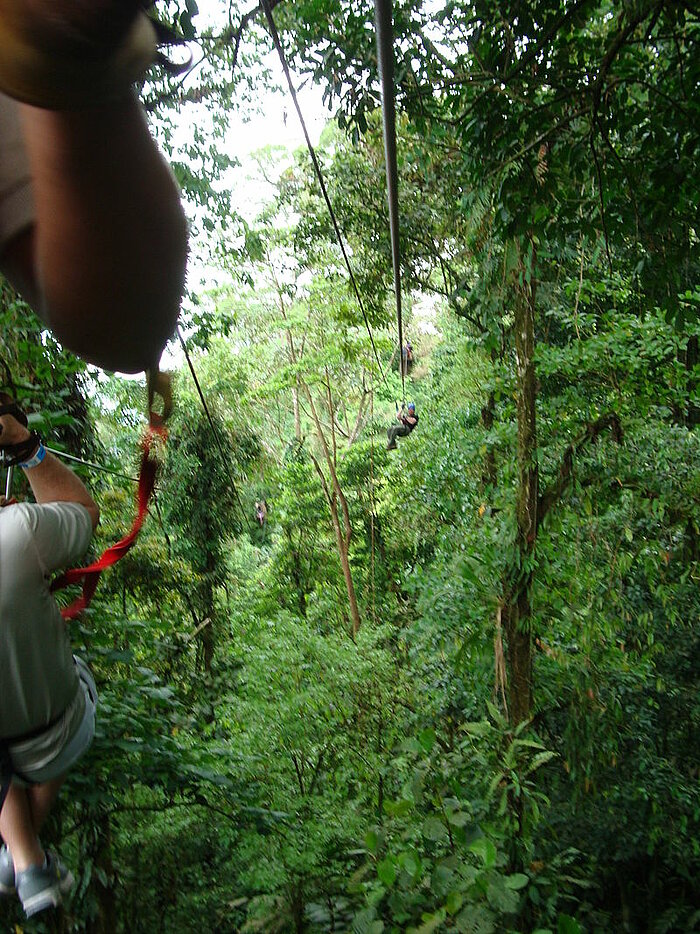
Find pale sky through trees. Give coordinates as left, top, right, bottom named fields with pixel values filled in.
left=170, top=2, right=329, bottom=280
left=156, top=2, right=330, bottom=364
left=187, top=0, right=328, bottom=169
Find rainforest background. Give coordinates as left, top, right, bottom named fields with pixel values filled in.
left=0, top=0, right=698, bottom=931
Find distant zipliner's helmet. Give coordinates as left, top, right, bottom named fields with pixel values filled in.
left=407, top=402, right=416, bottom=412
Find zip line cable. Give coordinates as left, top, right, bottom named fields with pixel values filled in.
left=259, top=0, right=390, bottom=390
left=176, top=326, right=254, bottom=532
left=4, top=449, right=136, bottom=490
left=29, top=449, right=177, bottom=557
left=373, top=0, right=406, bottom=404
left=45, top=446, right=138, bottom=483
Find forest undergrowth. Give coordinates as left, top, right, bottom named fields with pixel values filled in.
left=2, top=300, right=697, bottom=934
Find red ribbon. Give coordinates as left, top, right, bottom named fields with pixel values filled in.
left=51, top=424, right=166, bottom=620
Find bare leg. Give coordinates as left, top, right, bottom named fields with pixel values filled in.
left=27, top=778, right=64, bottom=834
left=0, top=784, right=44, bottom=872
left=0, top=777, right=65, bottom=873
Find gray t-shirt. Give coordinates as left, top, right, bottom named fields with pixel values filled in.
left=0, top=501, right=92, bottom=738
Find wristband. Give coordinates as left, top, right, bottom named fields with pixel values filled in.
left=0, top=10, right=157, bottom=109
left=18, top=441, right=46, bottom=469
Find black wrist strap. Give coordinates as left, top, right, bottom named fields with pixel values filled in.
left=0, top=431, right=41, bottom=468
left=0, top=403, right=28, bottom=427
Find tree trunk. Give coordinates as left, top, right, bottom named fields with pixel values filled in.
left=377, top=711, right=384, bottom=820
left=686, top=334, right=699, bottom=427
left=329, top=492, right=362, bottom=636
left=285, top=529, right=308, bottom=617
left=281, top=306, right=363, bottom=635
left=503, top=239, right=538, bottom=726
left=290, top=879, right=306, bottom=933
left=304, top=384, right=362, bottom=635
left=201, top=558, right=215, bottom=673
left=293, top=382, right=302, bottom=439
left=481, top=388, right=496, bottom=488
left=87, top=812, right=117, bottom=934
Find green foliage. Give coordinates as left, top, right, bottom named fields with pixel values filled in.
left=2, top=2, right=698, bottom=930
left=348, top=707, right=564, bottom=933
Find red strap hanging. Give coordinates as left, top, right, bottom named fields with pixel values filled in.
left=51, top=425, right=166, bottom=620
left=50, top=372, right=169, bottom=620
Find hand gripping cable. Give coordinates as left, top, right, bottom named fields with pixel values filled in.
left=0, top=402, right=41, bottom=468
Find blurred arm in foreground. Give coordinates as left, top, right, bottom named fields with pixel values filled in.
left=0, top=0, right=188, bottom=373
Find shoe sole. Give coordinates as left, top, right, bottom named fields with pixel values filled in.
left=19, top=866, right=73, bottom=916
left=22, top=883, right=61, bottom=917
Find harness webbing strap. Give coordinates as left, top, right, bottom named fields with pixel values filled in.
left=50, top=425, right=165, bottom=620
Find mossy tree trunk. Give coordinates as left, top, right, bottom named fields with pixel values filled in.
left=502, top=237, right=538, bottom=726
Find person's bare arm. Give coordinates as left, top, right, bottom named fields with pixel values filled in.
left=22, top=449, right=100, bottom=530
left=3, top=98, right=187, bottom=374
left=0, top=2, right=188, bottom=374
left=0, top=411, right=99, bottom=528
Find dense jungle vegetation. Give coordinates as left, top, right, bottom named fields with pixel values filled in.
left=1, top=0, right=698, bottom=931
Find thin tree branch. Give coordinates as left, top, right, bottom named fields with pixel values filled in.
left=537, top=414, right=623, bottom=528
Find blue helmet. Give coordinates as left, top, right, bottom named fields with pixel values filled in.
left=407, top=402, right=415, bottom=412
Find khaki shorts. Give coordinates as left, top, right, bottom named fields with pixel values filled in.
left=8, top=657, right=98, bottom=784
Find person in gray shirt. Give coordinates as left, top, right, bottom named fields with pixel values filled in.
left=0, top=397, right=99, bottom=917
